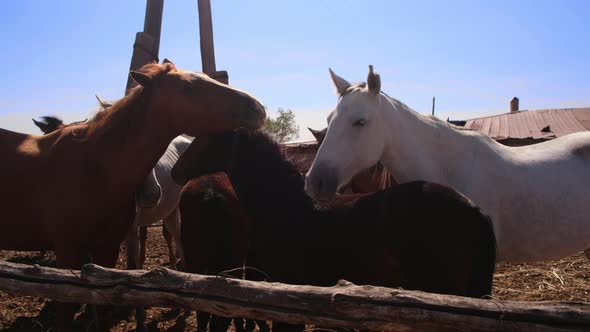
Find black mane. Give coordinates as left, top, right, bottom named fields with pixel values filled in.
left=231, top=130, right=315, bottom=213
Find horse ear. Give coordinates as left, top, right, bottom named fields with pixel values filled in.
left=95, top=95, right=113, bottom=109
left=162, top=58, right=174, bottom=65
left=329, top=68, right=351, bottom=96
left=130, top=71, right=152, bottom=87
left=308, top=127, right=327, bottom=143
left=32, top=118, right=48, bottom=132
left=367, top=65, right=381, bottom=95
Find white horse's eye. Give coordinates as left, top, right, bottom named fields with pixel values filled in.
left=353, top=119, right=366, bottom=127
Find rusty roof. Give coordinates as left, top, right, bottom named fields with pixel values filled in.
left=461, top=107, right=590, bottom=140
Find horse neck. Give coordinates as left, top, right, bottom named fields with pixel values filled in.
left=379, top=96, right=496, bottom=187
left=230, top=144, right=315, bottom=228
left=85, top=93, right=178, bottom=198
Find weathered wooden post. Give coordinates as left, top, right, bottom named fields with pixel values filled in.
left=198, top=0, right=228, bottom=83
left=125, top=0, right=165, bottom=93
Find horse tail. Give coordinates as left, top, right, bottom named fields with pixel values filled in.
left=469, top=208, right=497, bottom=298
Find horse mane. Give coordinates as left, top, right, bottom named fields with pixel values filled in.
left=342, top=81, right=479, bottom=134
left=81, top=63, right=175, bottom=140
left=235, top=130, right=315, bottom=210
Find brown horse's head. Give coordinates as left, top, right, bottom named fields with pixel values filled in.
left=130, top=60, right=266, bottom=137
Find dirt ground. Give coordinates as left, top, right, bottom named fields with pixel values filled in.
left=1, top=227, right=589, bottom=331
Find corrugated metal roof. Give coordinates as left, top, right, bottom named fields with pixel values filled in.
left=462, top=107, right=590, bottom=140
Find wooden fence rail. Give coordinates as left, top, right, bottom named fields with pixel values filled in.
left=0, top=261, right=589, bottom=331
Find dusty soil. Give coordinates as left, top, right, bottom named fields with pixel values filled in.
left=1, top=227, right=589, bottom=331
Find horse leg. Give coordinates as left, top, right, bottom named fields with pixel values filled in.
left=139, top=225, right=148, bottom=268
left=209, top=315, right=233, bottom=332
left=164, top=207, right=183, bottom=269
left=54, top=248, right=89, bottom=332
left=162, top=218, right=176, bottom=269
left=125, top=212, right=141, bottom=270
left=256, top=320, right=270, bottom=332
left=124, top=209, right=148, bottom=331
left=92, top=244, right=127, bottom=332
left=196, top=311, right=211, bottom=332
left=242, top=318, right=269, bottom=332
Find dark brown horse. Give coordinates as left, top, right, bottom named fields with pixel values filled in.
left=172, top=129, right=497, bottom=332
left=179, top=173, right=268, bottom=332
left=0, top=61, right=265, bottom=331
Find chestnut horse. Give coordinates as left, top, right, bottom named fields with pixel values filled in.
left=0, top=61, right=265, bottom=331
left=33, top=115, right=189, bottom=273
left=179, top=173, right=268, bottom=332
left=172, top=130, right=497, bottom=332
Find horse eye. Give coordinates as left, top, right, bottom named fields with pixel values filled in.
left=353, top=119, right=366, bottom=127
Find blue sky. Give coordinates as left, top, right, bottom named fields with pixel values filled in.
left=1, top=0, right=589, bottom=141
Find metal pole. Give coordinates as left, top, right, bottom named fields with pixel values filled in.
left=432, top=97, right=436, bottom=116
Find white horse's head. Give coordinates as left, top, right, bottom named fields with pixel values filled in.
left=305, top=65, right=389, bottom=201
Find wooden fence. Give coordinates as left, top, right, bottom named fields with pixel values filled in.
left=0, top=261, right=589, bottom=331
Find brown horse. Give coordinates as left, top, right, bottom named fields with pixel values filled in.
left=0, top=61, right=265, bottom=331
left=32, top=114, right=175, bottom=269
left=172, top=129, right=497, bottom=332
left=179, top=173, right=269, bottom=332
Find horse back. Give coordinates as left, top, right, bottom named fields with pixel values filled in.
left=354, top=181, right=496, bottom=298
left=0, top=129, right=52, bottom=249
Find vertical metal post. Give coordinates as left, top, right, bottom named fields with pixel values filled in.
left=432, top=97, right=436, bottom=116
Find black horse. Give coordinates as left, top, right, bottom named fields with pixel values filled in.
left=173, top=129, right=497, bottom=332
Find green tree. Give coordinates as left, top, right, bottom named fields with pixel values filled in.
left=263, top=108, right=300, bottom=143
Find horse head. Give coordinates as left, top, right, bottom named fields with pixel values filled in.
left=305, top=65, right=389, bottom=201
left=129, top=60, right=266, bottom=137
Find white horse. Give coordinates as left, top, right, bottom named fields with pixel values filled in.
left=126, top=135, right=192, bottom=270
left=305, top=65, right=590, bottom=263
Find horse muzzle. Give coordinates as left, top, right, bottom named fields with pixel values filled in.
left=235, top=94, right=266, bottom=129
left=305, top=162, right=340, bottom=202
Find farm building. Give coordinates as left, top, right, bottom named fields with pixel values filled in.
left=448, top=97, right=590, bottom=146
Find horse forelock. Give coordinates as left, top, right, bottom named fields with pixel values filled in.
left=340, top=82, right=367, bottom=98
left=138, top=62, right=176, bottom=79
